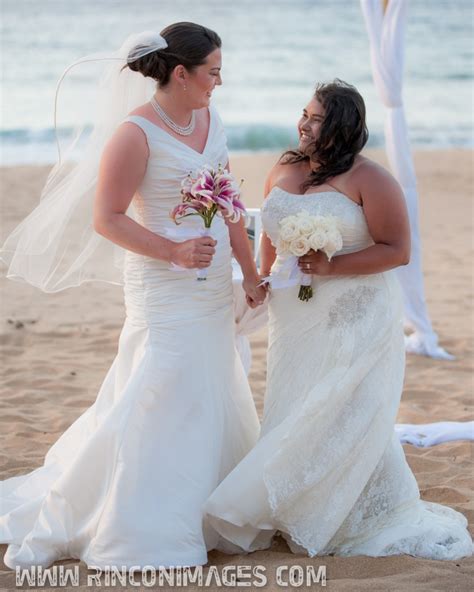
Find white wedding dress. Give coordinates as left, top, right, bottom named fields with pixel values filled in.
left=0, top=106, right=260, bottom=570
left=204, top=187, right=473, bottom=560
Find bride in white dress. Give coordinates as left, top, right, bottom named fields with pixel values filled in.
left=204, top=80, right=473, bottom=560
left=0, top=24, right=266, bottom=570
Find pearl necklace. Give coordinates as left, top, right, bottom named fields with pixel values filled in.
left=150, top=96, right=196, bottom=136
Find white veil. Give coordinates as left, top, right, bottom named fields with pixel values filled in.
left=1, top=31, right=167, bottom=292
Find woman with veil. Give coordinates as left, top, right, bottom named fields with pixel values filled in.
left=0, top=23, right=265, bottom=570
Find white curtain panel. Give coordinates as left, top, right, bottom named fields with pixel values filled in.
left=360, top=0, right=454, bottom=360
left=395, top=421, right=474, bottom=448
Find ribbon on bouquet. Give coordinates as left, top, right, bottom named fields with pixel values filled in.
left=162, top=225, right=213, bottom=279
left=260, top=256, right=312, bottom=289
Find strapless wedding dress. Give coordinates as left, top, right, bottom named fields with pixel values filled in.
left=204, top=187, right=473, bottom=560
left=0, top=106, right=260, bottom=570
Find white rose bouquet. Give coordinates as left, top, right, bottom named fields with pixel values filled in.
left=276, top=211, right=343, bottom=301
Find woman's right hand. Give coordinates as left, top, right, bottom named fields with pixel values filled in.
left=170, top=237, right=217, bottom=269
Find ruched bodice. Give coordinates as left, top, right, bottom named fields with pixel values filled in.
left=123, top=108, right=233, bottom=327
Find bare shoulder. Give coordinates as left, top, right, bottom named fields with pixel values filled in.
left=102, top=118, right=149, bottom=164
left=351, top=156, right=404, bottom=204
left=114, top=121, right=147, bottom=147
left=106, top=101, right=151, bottom=148
left=352, top=156, right=400, bottom=190
left=126, top=102, right=156, bottom=134
left=264, top=157, right=306, bottom=197
left=128, top=101, right=154, bottom=118
left=267, top=159, right=288, bottom=182
left=264, top=158, right=287, bottom=196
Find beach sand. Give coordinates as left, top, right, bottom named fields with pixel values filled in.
left=0, top=150, right=473, bottom=590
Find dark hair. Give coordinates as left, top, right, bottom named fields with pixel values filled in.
left=126, top=22, right=221, bottom=87
left=281, top=79, right=369, bottom=190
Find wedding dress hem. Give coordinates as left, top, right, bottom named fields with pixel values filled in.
left=0, top=104, right=261, bottom=570
left=203, top=187, right=473, bottom=561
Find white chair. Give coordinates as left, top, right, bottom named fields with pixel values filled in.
left=244, top=208, right=262, bottom=267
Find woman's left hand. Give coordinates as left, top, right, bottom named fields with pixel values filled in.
left=298, top=250, right=333, bottom=276
left=242, top=275, right=268, bottom=308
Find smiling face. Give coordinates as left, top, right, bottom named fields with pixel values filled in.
left=185, top=47, right=222, bottom=109
left=297, top=97, right=325, bottom=154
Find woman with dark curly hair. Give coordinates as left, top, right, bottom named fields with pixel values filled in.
left=205, top=80, right=473, bottom=560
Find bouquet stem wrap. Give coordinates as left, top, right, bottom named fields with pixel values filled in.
left=299, top=272, right=313, bottom=301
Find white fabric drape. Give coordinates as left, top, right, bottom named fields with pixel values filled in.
left=395, top=421, right=474, bottom=448
left=360, top=0, right=453, bottom=360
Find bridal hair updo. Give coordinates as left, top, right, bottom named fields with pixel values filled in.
left=281, top=79, right=369, bottom=190
left=126, top=22, right=221, bottom=87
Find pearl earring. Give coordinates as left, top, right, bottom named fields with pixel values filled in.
left=183, top=83, right=187, bottom=91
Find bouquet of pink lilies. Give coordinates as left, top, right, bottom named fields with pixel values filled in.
left=170, top=164, right=246, bottom=280
left=172, top=164, right=246, bottom=227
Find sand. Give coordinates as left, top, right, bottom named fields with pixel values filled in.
left=0, top=149, right=473, bottom=591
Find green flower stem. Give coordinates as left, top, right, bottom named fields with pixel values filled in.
left=298, top=285, right=314, bottom=302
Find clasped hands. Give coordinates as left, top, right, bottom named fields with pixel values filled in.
left=243, top=275, right=268, bottom=309
left=245, top=249, right=335, bottom=309
left=169, top=237, right=267, bottom=309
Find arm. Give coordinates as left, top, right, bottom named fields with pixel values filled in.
left=226, top=217, right=266, bottom=307
left=224, top=161, right=266, bottom=307
left=260, top=232, right=277, bottom=277
left=225, top=217, right=259, bottom=279
left=94, top=123, right=216, bottom=269
left=299, top=162, right=410, bottom=276
left=259, top=168, right=278, bottom=277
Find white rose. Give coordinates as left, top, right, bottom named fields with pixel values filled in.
left=308, top=229, right=326, bottom=251
left=280, top=223, right=301, bottom=243
left=289, top=237, right=310, bottom=257
left=294, top=213, right=314, bottom=236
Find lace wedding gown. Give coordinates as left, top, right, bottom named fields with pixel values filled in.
left=204, top=187, right=473, bottom=560
left=0, top=106, right=260, bottom=570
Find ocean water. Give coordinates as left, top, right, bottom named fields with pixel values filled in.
left=1, top=0, right=473, bottom=164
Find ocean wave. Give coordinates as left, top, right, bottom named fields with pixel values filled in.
left=0, top=124, right=472, bottom=166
